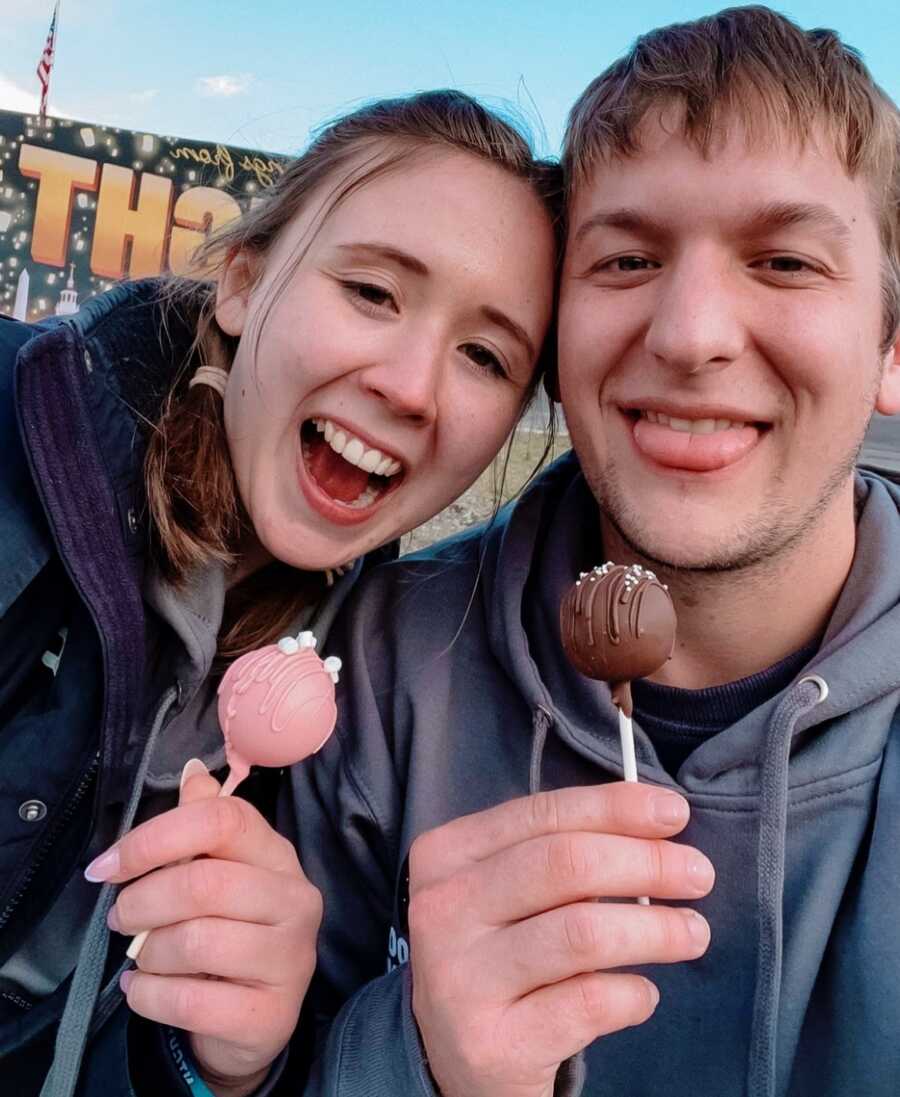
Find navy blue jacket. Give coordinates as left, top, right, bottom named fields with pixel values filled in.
left=0, top=283, right=360, bottom=1096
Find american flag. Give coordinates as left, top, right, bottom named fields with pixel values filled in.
left=36, top=3, right=59, bottom=122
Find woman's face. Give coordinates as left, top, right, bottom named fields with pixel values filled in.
left=216, top=148, right=555, bottom=571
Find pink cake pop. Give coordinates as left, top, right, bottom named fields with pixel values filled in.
left=127, top=630, right=341, bottom=960
left=217, top=630, right=342, bottom=795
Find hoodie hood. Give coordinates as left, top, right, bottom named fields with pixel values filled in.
left=476, top=451, right=900, bottom=794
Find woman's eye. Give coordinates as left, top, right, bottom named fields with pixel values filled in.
left=343, top=281, right=397, bottom=312
left=461, top=342, right=506, bottom=378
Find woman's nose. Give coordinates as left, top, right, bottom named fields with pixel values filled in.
left=360, top=344, right=442, bottom=424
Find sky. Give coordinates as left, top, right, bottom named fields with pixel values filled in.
left=1, top=0, right=898, bottom=156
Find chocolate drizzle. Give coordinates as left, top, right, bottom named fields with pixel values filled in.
left=560, top=562, right=677, bottom=715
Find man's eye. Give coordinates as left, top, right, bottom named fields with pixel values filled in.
left=757, top=256, right=819, bottom=275
left=613, top=256, right=656, bottom=271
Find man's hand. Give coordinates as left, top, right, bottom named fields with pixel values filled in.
left=87, top=762, right=322, bottom=1097
left=407, top=782, right=714, bottom=1097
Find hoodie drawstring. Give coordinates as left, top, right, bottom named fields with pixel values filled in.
left=530, top=706, right=552, bottom=794
left=39, top=685, right=179, bottom=1097
left=748, top=674, right=829, bottom=1097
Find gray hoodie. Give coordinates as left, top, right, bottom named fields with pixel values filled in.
left=291, top=450, right=900, bottom=1097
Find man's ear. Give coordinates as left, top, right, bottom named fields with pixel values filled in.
left=875, top=331, right=900, bottom=415
left=215, top=250, right=257, bottom=337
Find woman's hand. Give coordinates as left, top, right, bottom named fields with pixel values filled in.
left=86, top=760, right=322, bottom=1097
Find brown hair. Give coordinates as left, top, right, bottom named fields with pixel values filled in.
left=562, top=5, right=900, bottom=349
left=145, top=89, right=562, bottom=659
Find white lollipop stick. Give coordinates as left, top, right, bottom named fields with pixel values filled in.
left=618, top=707, right=650, bottom=907
left=127, top=766, right=246, bottom=960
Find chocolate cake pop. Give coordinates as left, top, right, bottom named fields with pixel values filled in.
left=560, top=562, right=676, bottom=717
left=217, top=630, right=341, bottom=796
left=127, top=630, right=341, bottom=961
left=561, top=563, right=676, bottom=905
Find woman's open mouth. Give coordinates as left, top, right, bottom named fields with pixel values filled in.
left=300, top=418, right=405, bottom=511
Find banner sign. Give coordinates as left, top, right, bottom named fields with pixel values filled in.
left=0, top=109, right=286, bottom=321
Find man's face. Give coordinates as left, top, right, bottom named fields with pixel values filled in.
left=559, top=113, right=900, bottom=572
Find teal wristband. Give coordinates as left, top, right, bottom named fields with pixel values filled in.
left=162, top=1027, right=217, bottom=1097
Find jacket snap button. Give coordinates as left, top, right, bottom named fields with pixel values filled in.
left=127, top=508, right=139, bottom=535
left=19, top=800, right=48, bottom=823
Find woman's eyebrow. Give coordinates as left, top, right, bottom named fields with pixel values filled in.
left=335, top=241, right=429, bottom=276
left=480, top=305, right=535, bottom=362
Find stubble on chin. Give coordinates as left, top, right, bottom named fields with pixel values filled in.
left=585, top=444, right=862, bottom=579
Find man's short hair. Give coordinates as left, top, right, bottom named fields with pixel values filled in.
left=563, top=5, right=900, bottom=349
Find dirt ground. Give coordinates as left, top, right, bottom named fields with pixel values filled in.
left=401, top=425, right=571, bottom=554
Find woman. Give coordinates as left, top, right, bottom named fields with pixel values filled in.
left=0, top=90, right=559, bottom=1097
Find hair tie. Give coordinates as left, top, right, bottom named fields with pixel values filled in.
left=188, top=365, right=229, bottom=398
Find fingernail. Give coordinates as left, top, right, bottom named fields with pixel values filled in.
left=180, top=757, right=208, bottom=793
left=644, top=978, right=660, bottom=1011
left=651, top=793, right=689, bottom=827
left=688, top=852, right=715, bottom=892
left=106, top=905, right=121, bottom=932
left=119, top=970, right=134, bottom=995
left=685, top=909, right=710, bottom=950
left=85, top=847, right=120, bottom=882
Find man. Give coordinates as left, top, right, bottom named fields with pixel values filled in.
left=292, top=8, right=900, bottom=1096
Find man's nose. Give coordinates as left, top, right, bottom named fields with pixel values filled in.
left=644, top=252, right=746, bottom=374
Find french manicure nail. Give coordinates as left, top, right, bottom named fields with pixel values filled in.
left=651, top=793, right=689, bottom=827
left=180, top=757, right=208, bottom=793
left=85, top=847, right=120, bottom=882
left=106, top=905, right=121, bottom=932
left=119, top=970, right=134, bottom=994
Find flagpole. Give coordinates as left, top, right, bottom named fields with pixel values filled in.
left=37, top=1, right=60, bottom=124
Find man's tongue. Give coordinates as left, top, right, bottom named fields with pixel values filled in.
left=307, top=437, right=371, bottom=503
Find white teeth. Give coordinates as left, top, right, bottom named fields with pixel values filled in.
left=358, top=449, right=382, bottom=473
left=342, top=438, right=364, bottom=465
left=643, top=411, right=746, bottom=434
left=347, top=485, right=380, bottom=509
left=310, top=418, right=404, bottom=478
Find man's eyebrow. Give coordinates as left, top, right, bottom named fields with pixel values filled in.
left=572, top=202, right=854, bottom=249
left=335, top=242, right=429, bottom=276
left=572, top=208, right=669, bottom=248
left=740, top=201, right=853, bottom=244
left=479, top=305, right=535, bottom=362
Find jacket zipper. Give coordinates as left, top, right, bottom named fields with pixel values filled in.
left=0, top=750, right=101, bottom=932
